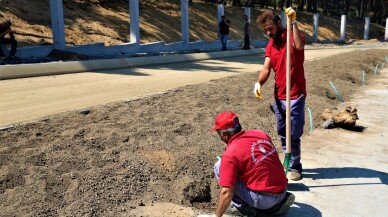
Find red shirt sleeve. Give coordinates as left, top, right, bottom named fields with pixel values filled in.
left=219, top=154, right=238, bottom=187
left=264, top=39, right=273, bottom=57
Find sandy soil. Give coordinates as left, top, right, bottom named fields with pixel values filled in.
left=0, top=47, right=374, bottom=127
left=0, top=48, right=387, bottom=216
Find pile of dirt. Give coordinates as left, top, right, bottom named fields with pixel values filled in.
left=0, top=0, right=386, bottom=48
left=0, top=49, right=387, bottom=216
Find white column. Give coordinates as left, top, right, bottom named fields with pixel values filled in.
left=181, top=0, right=189, bottom=45
left=244, top=7, right=251, bottom=19
left=313, top=13, right=319, bottom=42
left=217, top=4, right=224, bottom=23
left=364, top=17, right=370, bottom=40
left=385, top=18, right=388, bottom=41
left=129, top=0, right=140, bottom=45
left=281, top=11, right=286, bottom=28
left=339, top=15, right=346, bottom=42
left=50, top=0, right=65, bottom=49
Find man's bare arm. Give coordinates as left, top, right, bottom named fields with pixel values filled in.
left=292, top=23, right=304, bottom=50
left=257, top=57, right=272, bottom=85
left=215, top=186, right=234, bottom=217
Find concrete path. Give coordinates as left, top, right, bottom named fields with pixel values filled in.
left=286, top=68, right=388, bottom=217
left=0, top=47, right=368, bottom=127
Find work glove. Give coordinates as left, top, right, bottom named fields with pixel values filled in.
left=285, top=7, right=297, bottom=24
left=254, top=82, right=262, bottom=100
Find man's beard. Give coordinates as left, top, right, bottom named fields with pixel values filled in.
left=274, top=30, right=283, bottom=48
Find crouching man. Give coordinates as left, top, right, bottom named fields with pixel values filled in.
left=207, top=111, right=295, bottom=217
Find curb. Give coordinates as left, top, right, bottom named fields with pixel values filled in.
left=0, top=48, right=265, bottom=80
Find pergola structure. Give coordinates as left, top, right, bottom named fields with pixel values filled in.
left=21, top=0, right=257, bottom=58
left=50, top=0, right=232, bottom=50
left=10, top=0, right=382, bottom=59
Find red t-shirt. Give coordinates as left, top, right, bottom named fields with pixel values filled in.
left=219, top=130, right=287, bottom=193
left=265, top=29, right=306, bottom=100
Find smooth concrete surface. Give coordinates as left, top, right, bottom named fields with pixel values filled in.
left=287, top=68, right=388, bottom=217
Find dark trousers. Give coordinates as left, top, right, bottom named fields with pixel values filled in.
left=243, top=33, right=250, bottom=49
left=0, top=38, right=17, bottom=57
left=273, top=95, right=305, bottom=172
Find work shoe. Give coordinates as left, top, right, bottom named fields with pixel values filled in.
left=290, top=170, right=302, bottom=181
left=268, top=192, right=295, bottom=216
left=225, top=204, right=244, bottom=216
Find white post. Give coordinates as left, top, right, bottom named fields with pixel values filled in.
left=339, top=15, right=346, bottom=42
left=281, top=11, right=286, bottom=28
left=129, top=0, right=140, bottom=45
left=50, top=0, right=65, bottom=49
left=244, top=7, right=251, bottom=19
left=181, top=0, right=189, bottom=46
left=364, top=17, right=370, bottom=40
left=217, top=4, right=224, bottom=23
left=385, top=18, right=388, bottom=41
left=313, top=13, right=319, bottom=42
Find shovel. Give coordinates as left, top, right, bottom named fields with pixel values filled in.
left=282, top=13, right=292, bottom=175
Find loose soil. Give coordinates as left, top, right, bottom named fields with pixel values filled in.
left=0, top=48, right=387, bottom=216
left=1, top=0, right=388, bottom=216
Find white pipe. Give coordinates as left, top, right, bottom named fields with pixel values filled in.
left=217, top=4, right=224, bottom=23
left=129, top=0, right=140, bottom=45
left=281, top=11, right=286, bottom=28
left=50, top=0, right=65, bottom=49
left=364, top=17, right=370, bottom=40
left=339, top=15, right=346, bottom=42
left=181, top=0, right=189, bottom=45
left=313, top=13, right=319, bottom=42
left=244, top=7, right=251, bottom=19
left=385, top=18, right=388, bottom=41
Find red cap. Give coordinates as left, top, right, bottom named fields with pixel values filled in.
left=210, top=111, right=240, bottom=131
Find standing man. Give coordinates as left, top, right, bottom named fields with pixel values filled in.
left=205, top=111, right=294, bottom=217
left=242, top=14, right=251, bottom=50
left=254, top=8, right=306, bottom=181
left=218, top=15, right=230, bottom=51
left=0, top=20, right=18, bottom=60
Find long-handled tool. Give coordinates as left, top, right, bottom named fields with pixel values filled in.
left=282, top=13, right=292, bottom=175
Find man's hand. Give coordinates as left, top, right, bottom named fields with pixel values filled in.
left=285, top=7, right=297, bottom=24
left=254, top=82, right=262, bottom=100
left=197, top=215, right=217, bottom=217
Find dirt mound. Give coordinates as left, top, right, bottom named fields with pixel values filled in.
left=0, top=49, right=387, bottom=216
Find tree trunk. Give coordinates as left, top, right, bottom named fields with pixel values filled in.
left=356, top=0, right=369, bottom=19
left=372, top=0, right=385, bottom=24
left=286, top=0, right=292, bottom=8
left=298, top=0, right=306, bottom=12
left=342, top=0, right=352, bottom=15
left=307, top=0, right=318, bottom=13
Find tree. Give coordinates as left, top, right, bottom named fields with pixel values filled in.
left=356, top=0, right=369, bottom=19
left=372, top=0, right=385, bottom=24
left=306, top=0, right=318, bottom=13
left=279, top=0, right=293, bottom=9
left=342, top=0, right=352, bottom=15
